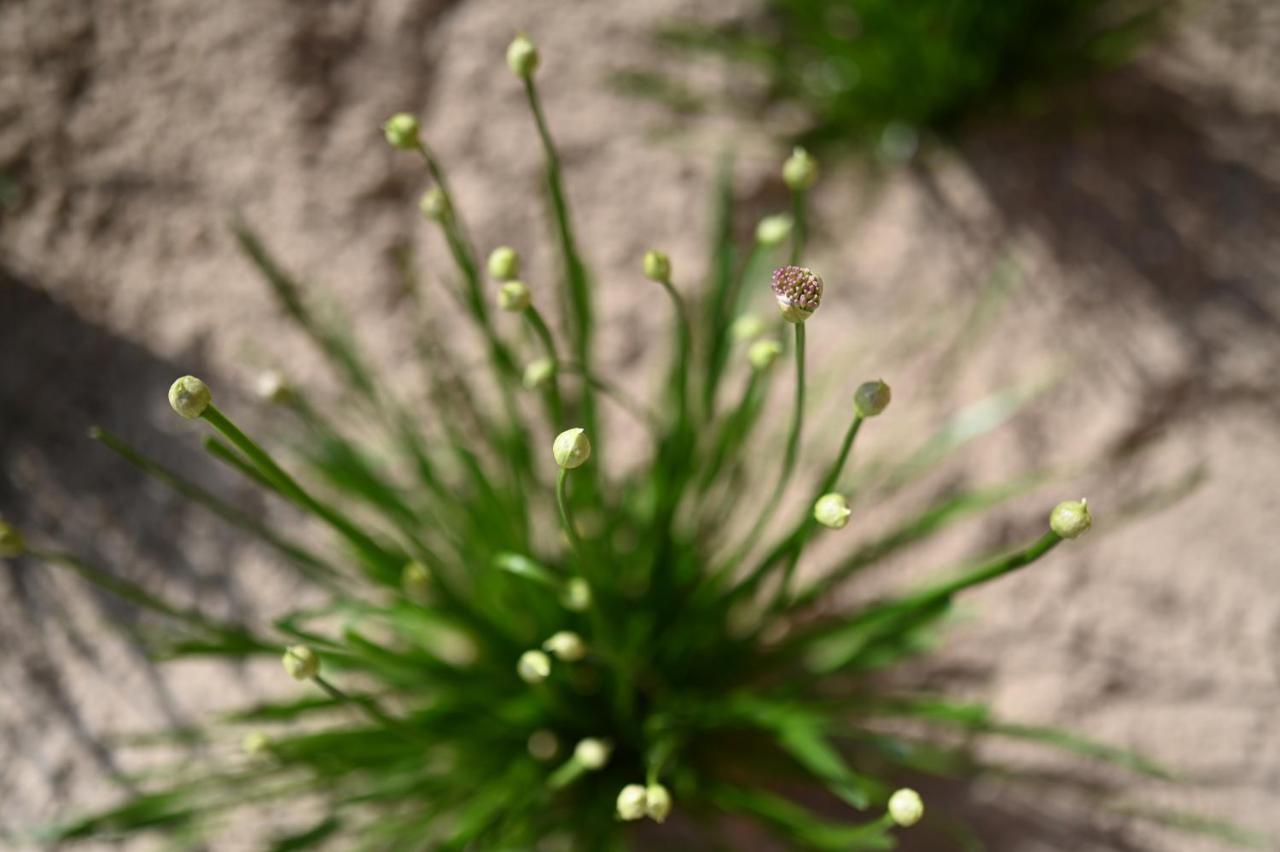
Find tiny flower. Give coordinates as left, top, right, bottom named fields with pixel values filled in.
left=523, top=358, right=556, bottom=390
left=553, top=428, right=591, bottom=470
left=782, top=146, right=818, bottom=191
left=527, top=729, right=559, bottom=761
left=282, top=644, right=319, bottom=681
left=888, top=788, right=924, bottom=827
left=254, top=370, right=290, bottom=404
left=645, top=783, right=673, bottom=823
left=506, top=33, right=540, bottom=78
left=497, top=280, right=531, bottom=312
left=542, top=630, right=586, bottom=662
left=1050, top=499, right=1092, bottom=539
left=401, top=560, right=431, bottom=600
left=643, top=250, right=671, bottom=284
left=853, top=379, right=892, bottom=418
left=730, top=313, right=765, bottom=343
left=383, top=113, right=421, bottom=150
left=616, top=784, right=647, bottom=821
left=242, top=731, right=271, bottom=756
left=813, top=493, right=851, bottom=530
left=748, top=339, right=783, bottom=371
left=487, top=246, right=520, bottom=281
left=419, top=186, right=450, bottom=222
left=755, top=213, right=794, bottom=248
left=517, top=649, right=551, bottom=683
left=770, top=265, right=823, bottom=323
left=0, top=520, right=25, bottom=558
left=168, top=375, right=212, bottom=420
left=562, top=577, right=592, bottom=611
left=573, top=737, right=611, bottom=770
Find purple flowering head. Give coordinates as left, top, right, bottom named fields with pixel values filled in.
left=770, top=265, right=823, bottom=323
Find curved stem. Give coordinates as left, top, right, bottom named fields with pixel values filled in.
left=556, top=467, right=584, bottom=562
left=524, top=305, right=564, bottom=426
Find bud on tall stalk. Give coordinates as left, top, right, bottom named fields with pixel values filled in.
left=770, top=266, right=823, bottom=323
left=168, top=375, right=212, bottom=419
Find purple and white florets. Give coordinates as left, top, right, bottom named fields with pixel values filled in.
left=771, top=265, right=823, bottom=323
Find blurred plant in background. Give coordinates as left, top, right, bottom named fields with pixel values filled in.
left=4, top=28, right=1255, bottom=852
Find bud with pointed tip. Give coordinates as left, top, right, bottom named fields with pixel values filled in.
left=168, top=375, right=212, bottom=420
left=1050, top=499, right=1092, bottom=539
left=523, top=357, right=556, bottom=390
left=242, top=731, right=271, bottom=756
left=0, top=520, right=24, bottom=558
left=542, top=630, right=586, bottom=662
left=419, top=186, right=450, bottom=222
left=888, top=788, right=924, bottom=827
left=643, top=250, right=671, bottom=284
left=756, top=213, right=794, bottom=248
left=854, top=379, right=891, bottom=418
left=517, top=649, right=551, bottom=684
left=617, top=784, right=647, bottom=821
left=562, top=577, right=592, bottom=612
left=783, top=146, right=818, bottom=190
left=487, top=246, right=520, bottom=281
left=282, top=645, right=319, bottom=681
left=497, top=280, right=531, bottom=312
left=507, top=34, right=540, bottom=78
left=813, top=493, right=851, bottom=530
left=401, top=560, right=431, bottom=600
left=645, top=784, right=673, bottom=823
left=383, top=113, right=421, bottom=150
left=553, top=428, right=591, bottom=470
left=748, top=339, right=783, bottom=371
left=771, top=265, right=823, bottom=323
left=573, top=738, right=611, bottom=770
left=731, top=313, right=765, bottom=343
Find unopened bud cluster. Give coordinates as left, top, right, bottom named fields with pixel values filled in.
left=771, top=266, right=823, bottom=323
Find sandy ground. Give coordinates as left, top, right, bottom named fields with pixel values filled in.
left=1, top=0, right=1277, bottom=849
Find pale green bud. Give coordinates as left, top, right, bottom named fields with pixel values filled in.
left=487, top=246, right=520, bottom=281
left=242, top=731, right=271, bottom=756
left=573, top=737, right=611, bottom=770
left=748, top=339, right=783, bottom=371
left=506, top=34, right=540, bottom=78
left=401, top=560, right=431, bottom=600
left=645, top=783, right=673, bottom=823
left=755, top=213, right=794, bottom=248
left=1050, top=499, right=1092, bottom=539
left=813, top=493, right=851, bottom=530
left=527, top=729, right=559, bottom=761
left=517, top=649, right=551, bottom=684
left=419, top=186, right=450, bottom=222
left=0, top=520, right=25, bottom=558
left=497, top=280, right=531, bottom=312
left=730, top=313, right=765, bottom=343
left=254, top=370, right=291, bottom=404
left=562, top=577, right=592, bottom=612
left=782, top=146, right=818, bottom=191
left=282, top=644, right=319, bottom=681
left=553, top=427, right=591, bottom=470
left=523, top=357, right=556, bottom=390
left=383, top=113, right=421, bottom=150
left=168, top=375, right=211, bottom=420
left=853, top=379, right=891, bottom=418
left=542, top=630, right=586, bottom=662
left=888, top=788, right=924, bottom=827
left=616, top=784, right=647, bottom=821
left=643, top=250, right=671, bottom=284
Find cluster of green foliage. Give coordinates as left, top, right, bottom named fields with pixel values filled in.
left=6, top=30, right=1252, bottom=852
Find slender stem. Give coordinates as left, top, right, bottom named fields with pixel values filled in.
left=659, top=279, right=693, bottom=429
left=30, top=548, right=216, bottom=629
left=560, top=363, right=662, bottom=432
left=555, top=468, right=584, bottom=561
left=789, top=189, right=808, bottom=266
left=524, top=305, right=564, bottom=426
left=697, top=370, right=763, bottom=494
left=312, top=674, right=424, bottom=745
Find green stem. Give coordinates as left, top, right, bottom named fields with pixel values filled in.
left=311, top=675, right=424, bottom=745
left=560, top=363, right=662, bottom=432
left=524, top=305, right=564, bottom=426
left=555, top=467, right=584, bottom=562
left=789, top=189, right=808, bottom=266
left=659, top=279, right=693, bottom=429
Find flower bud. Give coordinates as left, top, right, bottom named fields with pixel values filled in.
left=542, top=630, right=586, bottom=662
left=401, top=560, right=431, bottom=600
left=487, top=246, right=520, bottom=281
left=573, top=737, right=611, bottom=770
left=168, top=375, right=212, bottom=420
left=528, top=729, right=559, bottom=761
left=1050, top=499, right=1092, bottom=539
left=853, top=379, right=891, bottom=418
left=643, top=250, right=671, bottom=284
left=730, top=313, right=765, bottom=343
left=282, top=644, right=319, bottom=681
left=616, top=784, right=647, bottom=821
left=523, top=357, right=556, bottom=390
left=497, top=280, right=531, bottom=312
left=770, top=265, right=823, bottom=323
left=553, top=428, right=591, bottom=470
left=748, top=339, right=783, bottom=371
left=888, top=788, right=924, bottom=827
left=0, top=520, right=25, bottom=558
left=254, top=370, right=291, bottom=404
left=419, top=186, right=450, bottom=222
left=782, top=146, right=818, bottom=191
left=507, top=34, right=540, bottom=78
left=383, top=113, right=421, bottom=150
left=517, top=649, right=551, bottom=684
left=242, top=731, right=271, bottom=756
left=645, top=783, right=673, bottom=823
left=813, top=493, right=851, bottom=530
left=562, top=577, right=592, bottom=612
left=755, top=213, right=794, bottom=248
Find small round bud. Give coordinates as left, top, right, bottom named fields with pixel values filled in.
left=254, top=371, right=291, bottom=404
left=401, top=560, right=431, bottom=600
left=770, top=265, right=823, bottom=323
left=497, top=280, right=531, bottom=312
left=282, top=645, right=319, bottom=681
left=523, top=358, right=556, bottom=390
left=853, top=379, right=892, bottom=418
left=755, top=213, right=794, bottom=248
left=562, top=577, right=592, bottom=612
left=487, top=246, right=520, bottom=281
left=242, top=731, right=270, bottom=756
left=888, top=788, right=924, bottom=827
left=782, top=146, right=818, bottom=191
left=748, top=339, right=783, bottom=371
left=643, top=250, right=671, bottom=284
left=616, top=784, right=647, bottom=821
left=1050, top=499, right=1092, bottom=540
left=0, top=520, right=25, bottom=558
left=553, top=428, right=591, bottom=470
left=383, top=113, right=421, bottom=151
left=813, top=493, right=851, bottom=530
left=506, top=34, right=540, bottom=78
left=419, top=186, right=450, bottom=222
left=573, top=738, right=611, bottom=770
left=517, top=649, right=551, bottom=684
left=527, top=729, right=559, bottom=761
left=542, top=630, right=586, bottom=662
left=645, top=784, right=673, bottom=823
left=168, top=375, right=211, bottom=420
left=730, top=313, right=765, bottom=343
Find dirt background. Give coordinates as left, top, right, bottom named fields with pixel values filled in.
left=1, top=0, right=1277, bottom=849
